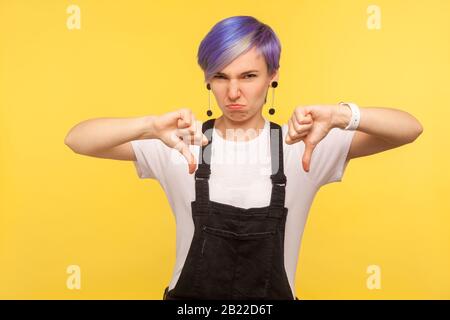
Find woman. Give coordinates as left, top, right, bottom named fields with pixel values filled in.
left=64, top=16, right=423, bottom=300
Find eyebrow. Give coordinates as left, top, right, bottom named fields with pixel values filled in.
left=215, top=70, right=259, bottom=76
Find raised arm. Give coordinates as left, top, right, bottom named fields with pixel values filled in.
left=64, top=109, right=209, bottom=174
left=64, top=115, right=157, bottom=160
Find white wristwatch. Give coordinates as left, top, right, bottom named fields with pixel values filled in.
left=338, top=102, right=360, bottom=130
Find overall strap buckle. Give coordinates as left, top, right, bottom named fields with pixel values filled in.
left=270, top=174, right=287, bottom=186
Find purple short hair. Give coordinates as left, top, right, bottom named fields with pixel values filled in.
left=197, top=16, right=282, bottom=82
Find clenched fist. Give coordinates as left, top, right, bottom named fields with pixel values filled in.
left=153, top=108, right=209, bottom=174
left=285, top=105, right=337, bottom=172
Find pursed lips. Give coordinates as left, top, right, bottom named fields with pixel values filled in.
left=226, top=104, right=245, bottom=110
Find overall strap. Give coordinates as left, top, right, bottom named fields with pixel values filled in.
left=268, top=121, right=287, bottom=209
left=194, top=118, right=215, bottom=206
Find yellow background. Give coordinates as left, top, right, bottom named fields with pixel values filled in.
left=1, top=0, right=448, bottom=299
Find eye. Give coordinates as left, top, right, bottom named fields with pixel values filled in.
left=213, top=74, right=257, bottom=79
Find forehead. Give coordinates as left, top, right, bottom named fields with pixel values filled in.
left=219, top=46, right=266, bottom=75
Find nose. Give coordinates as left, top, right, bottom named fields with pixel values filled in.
left=227, top=80, right=241, bottom=100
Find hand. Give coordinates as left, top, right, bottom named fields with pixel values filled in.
left=153, top=108, right=209, bottom=174
left=285, top=105, right=337, bottom=172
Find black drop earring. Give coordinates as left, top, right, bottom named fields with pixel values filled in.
left=268, top=81, right=278, bottom=115
left=206, top=83, right=213, bottom=117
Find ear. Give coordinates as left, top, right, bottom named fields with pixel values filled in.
left=270, top=69, right=279, bottom=84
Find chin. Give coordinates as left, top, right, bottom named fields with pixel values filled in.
left=224, top=112, right=250, bottom=122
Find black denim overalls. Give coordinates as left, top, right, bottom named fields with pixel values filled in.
left=163, top=118, right=295, bottom=300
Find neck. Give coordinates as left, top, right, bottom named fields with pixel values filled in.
left=215, top=113, right=266, bottom=142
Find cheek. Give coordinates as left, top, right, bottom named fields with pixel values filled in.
left=254, top=86, right=269, bottom=100
left=242, top=83, right=264, bottom=95
left=212, top=90, right=224, bottom=101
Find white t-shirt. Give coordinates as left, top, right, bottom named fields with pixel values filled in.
left=130, top=117, right=355, bottom=298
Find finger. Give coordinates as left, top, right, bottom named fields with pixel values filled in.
left=176, top=125, right=195, bottom=138
left=286, top=118, right=303, bottom=145
left=302, top=142, right=316, bottom=173
left=189, top=119, right=207, bottom=146
left=187, top=116, right=197, bottom=145
left=190, top=113, right=197, bottom=131
left=202, top=133, right=209, bottom=146
left=285, top=134, right=292, bottom=144
left=174, top=138, right=197, bottom=174
left=285, top=134, right=293, bottom=145
left=295, top=107, right=313, bottom=123
left=195, top=120, right=209, bottom=146
left=286, top=131, right=308, bottom=145
left=287, top=118, right=298, bottom=142
left=176, top=115, right=196, bottom=143
left=287, top=116, right=312, bottom=143
left=286, top=118, right=294, bottom=144
left=292, top=118, right=313, bottom=137
left=287, top=132, right=309, bottom=145
left=293, top=111, right=312, bottom=125
left=176, top=120, right=206, bottom=146
left=177, top=109, right=192, bottom=128
left=286, top=114, right=313, bottom=145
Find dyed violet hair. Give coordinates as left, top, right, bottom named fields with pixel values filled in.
left=197, top=16, right=282, bottom=83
